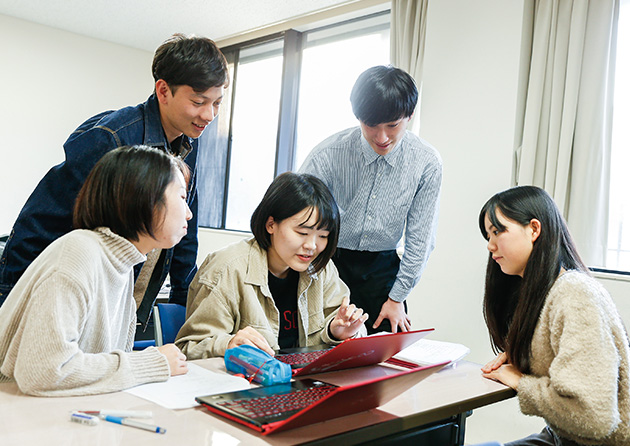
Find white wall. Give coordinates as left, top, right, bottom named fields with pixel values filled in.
left=197, top=228, right=250, bottom=265
left=0, top=14, right=154, bottom=233
left=413, top=0, right=541, bottom=442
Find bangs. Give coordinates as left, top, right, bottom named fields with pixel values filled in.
left=479, top=198, right=507, bottom=239
left=298, top=205, right=336, bottom=233
left=487, top=205, right=507, bottom=232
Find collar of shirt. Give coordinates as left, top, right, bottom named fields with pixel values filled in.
left=243, top=239, right=272, bottom=297
left=142, top=94, right=193, bottom=160
left=359, top=131, right=405, bottom=167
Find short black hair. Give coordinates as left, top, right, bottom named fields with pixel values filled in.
left=350, top=65, right=418, bottom=126
left=73, top=145, right=189, bottom=241
left=250, top=172, right=340, bottom=274
left=152, top=33, right=228, bottom=92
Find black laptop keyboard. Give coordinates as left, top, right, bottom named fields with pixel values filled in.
left=217, top=383, right=337, bottom=420
left=275, top=349, right=329, bottom=366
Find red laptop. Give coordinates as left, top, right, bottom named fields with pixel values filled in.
left=276, top=328, right=434, bottom=376
left=195, top=360, right=447, bottom=435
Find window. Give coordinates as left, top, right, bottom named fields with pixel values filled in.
left=294, top=16, right=390, bottom=168
left=196, top=11, right=390, bottom=232
left=225, top=40, right=284, bottom=230
left=607, top=0, right=630, bottom=271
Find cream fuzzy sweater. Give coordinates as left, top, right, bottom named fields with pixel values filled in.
left=0, top=228, right=170, bottom=396
left=518, top=271, right=630, bottom=445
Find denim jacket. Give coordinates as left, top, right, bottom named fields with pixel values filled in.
left=0, top=95, right=199, bottom=325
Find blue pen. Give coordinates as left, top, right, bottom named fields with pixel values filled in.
left=100, top=415, right=166, bottom=434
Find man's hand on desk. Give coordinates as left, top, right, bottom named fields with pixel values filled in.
left=228, top=326, right=275, bottom=356
left=373, top=298, right=411, bottom=333
left=158, top=344, right=189, bottom=376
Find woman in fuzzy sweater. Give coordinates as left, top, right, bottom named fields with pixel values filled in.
left=478, top=186, right=630, bottom=446
left=0, top=146, right=189, bottom=396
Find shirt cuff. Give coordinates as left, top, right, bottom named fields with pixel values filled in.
left=387, top=280, right=409, bottom=303
left=129, top=347, right=170, bottom=384
left=516, top=375, right=539, bottom=416
left=322, top=320, right=344, bottom=345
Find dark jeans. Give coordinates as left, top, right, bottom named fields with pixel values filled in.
left=332, top=248, right=404, bottom=334
left=506, top=426, right=593, bottom=446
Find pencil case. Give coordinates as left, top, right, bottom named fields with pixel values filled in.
left=224, top=344, right=292, bottom=386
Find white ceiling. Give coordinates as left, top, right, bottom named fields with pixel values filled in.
left=0, top=0, right=366, bottom=51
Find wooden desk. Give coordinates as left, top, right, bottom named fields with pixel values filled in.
left=0, top=360, right=514, bottom=445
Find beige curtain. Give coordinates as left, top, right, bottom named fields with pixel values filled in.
left=390, top=0, right=429, bottom=134
left=515, top=0, right=618, bottom=266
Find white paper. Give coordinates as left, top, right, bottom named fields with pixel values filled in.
left=125, top=363, right=251, bottom=409
left=392, top=338, right=470, bottom=366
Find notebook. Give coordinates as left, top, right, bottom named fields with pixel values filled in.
left=276, top=328, right=434, bottom=376
left=389, top=338, right=471, bottom=368
left=195, top=360, right=447, bottom=435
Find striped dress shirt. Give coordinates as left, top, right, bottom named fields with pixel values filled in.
left=299, top=127, right=442, bottom=302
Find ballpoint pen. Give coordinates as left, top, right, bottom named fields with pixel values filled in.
left=78, top=410, right=153, bottom=418
left=100, top=415, right=166, bottom=434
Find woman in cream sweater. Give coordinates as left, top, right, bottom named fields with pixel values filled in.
left=0, top=145, right=189, bottom=396
left=478, top=186, right=630, bottom=446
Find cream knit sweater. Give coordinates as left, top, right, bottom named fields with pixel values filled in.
left=0, top=228, right=170, bottom=396
left=518, top=271, right=630, bottom=445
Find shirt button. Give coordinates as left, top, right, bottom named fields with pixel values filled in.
left=372, top=195, right=376, bottom=199
left=368, top=216, right=372, bottom=220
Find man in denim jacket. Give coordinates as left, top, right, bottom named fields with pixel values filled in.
left=0, top=34, right=228, bottom=327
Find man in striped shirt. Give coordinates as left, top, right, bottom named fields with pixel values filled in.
left=299, top=65, right=442, bottom=334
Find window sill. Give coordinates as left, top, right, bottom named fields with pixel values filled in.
left=591, top=268, right=630, bottom=283
left=199, top=227, right=251, bottom=236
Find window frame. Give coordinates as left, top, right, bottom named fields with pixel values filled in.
left=198, top=10, right=391, bottom=231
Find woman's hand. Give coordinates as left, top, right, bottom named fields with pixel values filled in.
left=157, top=344, right=188, bottom=376
left=481, top=352, right=507, bottom=373
left=482, top=363, right=523, bottom=390
left=329, top=296, right=369, bottom=341
left=227, top=326, right=275, bottom=356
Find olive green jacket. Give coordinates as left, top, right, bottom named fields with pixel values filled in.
left=176, top=237, right=362, bottom=359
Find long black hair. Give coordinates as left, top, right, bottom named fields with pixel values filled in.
left=478, top=186, right=587, bottom=373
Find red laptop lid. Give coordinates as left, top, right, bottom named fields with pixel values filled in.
left=293, top=328, right=434, bottom=376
